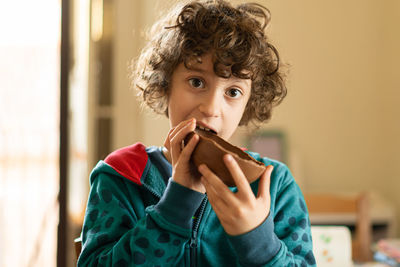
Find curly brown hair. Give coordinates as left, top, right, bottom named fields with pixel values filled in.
left=132, top=0, right=287, bottom=126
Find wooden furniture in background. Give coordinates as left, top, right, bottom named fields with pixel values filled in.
left=304, top=192, right=372, bottom=262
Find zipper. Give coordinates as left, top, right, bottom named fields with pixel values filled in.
left=190, top=196, right=208, bottom=267
left=143, top=183, right=162, bottom=199
left=189, top=231, right=198, bottom=267
left=144, top=181, right=208, bottom=267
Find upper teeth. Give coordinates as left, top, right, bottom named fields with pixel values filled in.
left=198, top=126, right=212, bottom=132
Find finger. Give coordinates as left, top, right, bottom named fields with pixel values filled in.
left=165, top=118, right=195, bottom=151
left=257, top=165, right=273, bottom=200
left=163, top=127, right=176, bottom=151
left=201, top=176, right=229, bottom=210
left=179, top=133, right=199, bottom=162
left=169, top=118, right=195, bottom=141
left=223, top=154, right=253, bottom=198
left=198, top=164, right=233, bottom=205
left=170, top=119, right=196, bottom=162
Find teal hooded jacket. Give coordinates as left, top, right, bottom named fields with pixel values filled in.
left=77, top=143, right=315, bottom=266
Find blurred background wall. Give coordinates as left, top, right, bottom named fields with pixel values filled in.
left=3, top=1, right=399, bottom=266
left=59, top=0, right=400, bottom=265
left=94, top=0, right=400, bottom=234
left=67, top=0, right=400, bottom=266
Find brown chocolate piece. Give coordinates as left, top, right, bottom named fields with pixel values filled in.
left=184, top=129, right=266, bottom=187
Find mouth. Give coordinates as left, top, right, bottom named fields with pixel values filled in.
left=196, top=125, right=217, bottom=135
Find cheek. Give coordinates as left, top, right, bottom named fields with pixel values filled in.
left=168, top=94, right=192, bottom=126
left=232, top=98, right=250, bottom=126
left=168, top=103, right=181, bottom=124
left=235, top=97, right=249, bottom=117
left=224, top=103, right=247, bottom=132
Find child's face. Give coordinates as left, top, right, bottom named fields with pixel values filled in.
left=167, top=54, right=251, bottom=140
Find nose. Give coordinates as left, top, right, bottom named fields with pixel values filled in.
left=198, top=91, right=221, bottom=118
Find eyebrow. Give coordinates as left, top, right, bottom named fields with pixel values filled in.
left=183, top=65, right=251, bottom=87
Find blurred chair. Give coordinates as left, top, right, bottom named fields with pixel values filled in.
left=304, top=192, right=372, bottom=262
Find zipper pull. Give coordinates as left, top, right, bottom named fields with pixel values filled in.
left=190, top=231, right=198, bottom=248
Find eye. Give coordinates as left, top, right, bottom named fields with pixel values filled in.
left=226, top=88, right=243, bottom=98
left=188, top=78, right=205, bottom=88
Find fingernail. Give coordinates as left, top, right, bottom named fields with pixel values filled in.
left=269, top=165, right=274, bottom=171
left=225, top=154, right=233, bottom=161
left=198, top=164, right=205, bottom=172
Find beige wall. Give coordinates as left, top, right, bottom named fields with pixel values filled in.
left=261, top=0, right=388, bottom=190
left=111, top=0, right=400, bottom=234
left=260, top=0, right=400, bottom=233
left=377, top=0, right=400, bottom=230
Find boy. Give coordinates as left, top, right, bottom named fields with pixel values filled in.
left=78, top=0, right=315, bottom=266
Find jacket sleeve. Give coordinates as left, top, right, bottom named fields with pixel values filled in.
left=227, top=160, right=316, bottom=267
left=77, top=170, right=204, bottom=266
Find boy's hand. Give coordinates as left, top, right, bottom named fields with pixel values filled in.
left=199, top=154, right=274, bottom=235
left=163, top=118, right=205, bottom=193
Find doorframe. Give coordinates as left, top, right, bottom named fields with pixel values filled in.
left=58, top=0, right=70, bottom=266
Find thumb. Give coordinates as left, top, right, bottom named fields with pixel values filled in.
left=257, top=165, right=273, bottom=199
